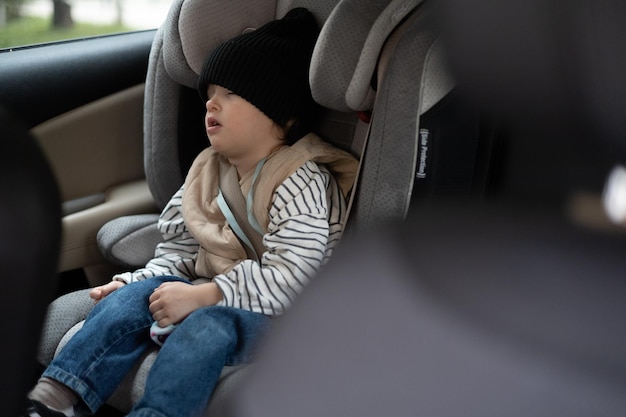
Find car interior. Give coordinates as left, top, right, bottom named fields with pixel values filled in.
left=1, top=0, right=625, bottom=415
left=39, top=0, right=465, bottom=414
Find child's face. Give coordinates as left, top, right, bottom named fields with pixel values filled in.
left=204, top=84, right=284, bottom=164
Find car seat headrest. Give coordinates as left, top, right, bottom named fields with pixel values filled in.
left=159, top=0, right=341, bottom=91
left=310, top=0, right=423, bottom=112
left=161, top=0, right=277, bottom=88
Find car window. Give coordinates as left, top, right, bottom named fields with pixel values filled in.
left=0, top=0, right=172, bottom=49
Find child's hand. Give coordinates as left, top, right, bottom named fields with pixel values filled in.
left=148, top=281, right=223, bottom=327
left=89, top=280, right=125, bottom=302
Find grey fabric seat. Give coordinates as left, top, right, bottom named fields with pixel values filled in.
left=312, top=0, right=493, bottom=233
left=36, top=0, right=470, bottom=414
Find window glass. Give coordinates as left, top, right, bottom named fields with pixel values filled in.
left=0, top=0, right=172, bottom=49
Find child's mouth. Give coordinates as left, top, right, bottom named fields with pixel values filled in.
left=206, top=117, right=222, bottom=134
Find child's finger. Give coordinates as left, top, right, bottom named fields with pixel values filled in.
left=89, top=288, right=102, bottom=300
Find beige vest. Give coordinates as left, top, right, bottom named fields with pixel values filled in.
left=182, top=133, right=358, bottom=278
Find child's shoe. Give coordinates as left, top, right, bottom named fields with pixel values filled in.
left=24, top=399, right=74, bottom=417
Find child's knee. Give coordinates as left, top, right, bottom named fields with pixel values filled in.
left=176, top=307, right=238, bottom=343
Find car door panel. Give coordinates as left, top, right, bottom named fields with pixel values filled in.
left=34, top=84, right=146, bottom=203
left=1, top=31, right=157, bottom=278
left=33, top=83, right=157, bottom=273
left=61, top=179, right=155, bottom=273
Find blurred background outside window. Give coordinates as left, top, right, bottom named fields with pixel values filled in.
left=0, top=0, right=172, bottom=49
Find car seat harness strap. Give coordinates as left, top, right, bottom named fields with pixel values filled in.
left=218, top=159, right=266, bottom=262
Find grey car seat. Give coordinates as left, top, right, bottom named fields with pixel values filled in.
left=314, top=0, right=497, bottom=233
left=36, top=0, right=397, bottom=415
left=35, top=0, right=489, bottom=414
left=96, top=0, right=496, bottom=265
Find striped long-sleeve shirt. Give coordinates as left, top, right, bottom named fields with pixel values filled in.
left=113, top=160, right=347, bottom=316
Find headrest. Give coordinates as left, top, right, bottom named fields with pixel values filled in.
left=310, top=0, right=423, bottom=112
left=158, top=0, right=342, bottom=90
left=160, top=0, right=278, bottom=88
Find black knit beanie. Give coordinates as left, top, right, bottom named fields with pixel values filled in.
left=197, top=8, right=320, bottom=129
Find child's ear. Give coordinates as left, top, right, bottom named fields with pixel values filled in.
left=273, top=118, right=296, bottom=143
left=284, top=118, right=296, bottom=131
left=282, top=118, right=297, bottom=142
left=271, top=121, right=287, bottom=143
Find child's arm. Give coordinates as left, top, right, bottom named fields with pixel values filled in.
left=213, top=162, right=346, bottom=316
left=112, top=186, right=201, bottom=284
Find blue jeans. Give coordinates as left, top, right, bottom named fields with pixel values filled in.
left=42, top=276, right=270, bottom=417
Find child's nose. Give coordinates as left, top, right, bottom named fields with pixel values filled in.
left=206, top=97, right=219, bottom=112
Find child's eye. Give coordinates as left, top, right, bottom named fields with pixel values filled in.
left=227, top=90, right=237, bottom=96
